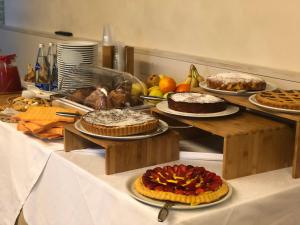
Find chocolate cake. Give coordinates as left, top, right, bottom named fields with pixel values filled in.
left=167, top=92, right=226, bottom=113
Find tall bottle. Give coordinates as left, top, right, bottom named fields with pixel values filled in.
left=47, top=42, right=58, bottom=91
left=35, top=43, right=50, bottom=90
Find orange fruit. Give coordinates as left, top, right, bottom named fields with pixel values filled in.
left=175, top=83, right=190, bottom=93
left=159, top=77, right=176, bottom=93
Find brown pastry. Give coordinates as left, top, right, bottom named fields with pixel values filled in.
left=81, top=109, right=159, bottom=136
left=255, top=89, right=300, bottom=110
left=107, top=88, right=130, bottom=108
left=67, top=87, right=96, bottom=104
left=84, top=88, right=108, bottom=110
left=206, top=73, right=266, bottom=91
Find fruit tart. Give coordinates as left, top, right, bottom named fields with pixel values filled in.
left=134, top=164, right=229, bottom=206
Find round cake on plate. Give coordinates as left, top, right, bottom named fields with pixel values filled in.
left=134, top=164, right=229, bottom=206
left=167, top=92, right=226, bottom=113
left=81, top=109, right=159, bottom=136
left=206, top=73, right=266, bottom=91
left=255, top=89, right=300, bottom=110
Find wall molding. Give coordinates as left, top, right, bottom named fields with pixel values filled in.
left=1, top=25, right=300, bottom=83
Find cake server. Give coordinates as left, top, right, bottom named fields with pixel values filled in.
left=158, top=201, right=175, bottom=222
left=139, top=95, right=166, bottom=101
left=56, top=112, right=82, bottom=118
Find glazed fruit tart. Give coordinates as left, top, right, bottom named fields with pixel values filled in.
left=134, top=164, right=229, bottom=206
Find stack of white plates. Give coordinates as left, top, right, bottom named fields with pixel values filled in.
left=57, top=41, right=98, bottom=91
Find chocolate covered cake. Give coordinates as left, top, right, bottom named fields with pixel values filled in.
left=167, top=92, right=226, bottom=113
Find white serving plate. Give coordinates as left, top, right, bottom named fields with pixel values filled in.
left=127, top=175, right=233, bottom=210
left=249, top=94, right=300, bottom=114
left=156, top=101, right=239, bottom=118
left=74, top=119, right=169, bottom=140
left=57, top=41, right=98, bottom=47
left=199, top=81, right=276, bottom=96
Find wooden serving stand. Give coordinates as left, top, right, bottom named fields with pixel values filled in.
left=64, top=124, right=180, bottom=175
left=190, top=87, right=300, bottom=178
left=153, top=108, right=294, bottom=179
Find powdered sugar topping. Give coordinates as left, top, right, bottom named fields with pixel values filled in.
left=171, top=93, right=224, bottom=103
left=83, top=109, right=157, bottom=127
left=207, top=73, right=264, bottom=84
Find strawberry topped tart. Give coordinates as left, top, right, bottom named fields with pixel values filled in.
left=134, top=164, right=229, bottom=205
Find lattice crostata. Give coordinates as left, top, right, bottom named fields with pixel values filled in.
left=255, top=89, right=300, bottom=110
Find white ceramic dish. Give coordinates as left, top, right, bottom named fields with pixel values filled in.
left=156, top=101, right=239, bottom=118
left=249, top=94, right=300, bottom=114
left=199, top=81, right=276, bottom=96
left=74, top=119, right=169, bottom=140
left=126, top=175, right=233, bottom=210
left=58, top=41, right=98, bottom=47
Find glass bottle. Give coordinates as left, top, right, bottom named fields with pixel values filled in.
left=35, top=43, right=50, bottom=90
left=47, top=42, right=58, bottom=91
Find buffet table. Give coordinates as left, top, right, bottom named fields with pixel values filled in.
left=1, top=95, right=300, bottom=225
left=23, top=149, right=300, bottom=225
left=0, top=121, right=63, bottom=225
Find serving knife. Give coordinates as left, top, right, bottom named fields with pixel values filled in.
left=139, top=95, right=166, bottom=101
left=56, top=112, right=82, bottom=118
left=158, top=201, right=175, bottom=222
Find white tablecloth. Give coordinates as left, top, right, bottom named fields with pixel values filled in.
left=0, top=121, right=64, bottom=225
left=23, top=149, right=300, bottom=225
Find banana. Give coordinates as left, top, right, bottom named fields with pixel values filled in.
left=190, top=75, right=199, bottom=88
left=196, top=74, right=204, bottom=83
left=192, top=64, right=205, bottom=83
left=184, top=77, right=192, bottom=85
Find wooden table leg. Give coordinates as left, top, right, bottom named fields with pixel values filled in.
left=292, top=122, right=300, bottom=178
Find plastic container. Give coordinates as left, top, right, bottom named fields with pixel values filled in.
left=59, top=65, right=147, bottom=110
left=0, top=54, right=22, bottom=93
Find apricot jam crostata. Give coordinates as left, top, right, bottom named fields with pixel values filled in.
left=255, top=89, right=300, bottom=110
left=134, top=164, right=229, bottom=205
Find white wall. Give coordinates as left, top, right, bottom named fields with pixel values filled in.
left=0, top=28, right=299, bottom=89
left=4, top=0, right=300, bottom=74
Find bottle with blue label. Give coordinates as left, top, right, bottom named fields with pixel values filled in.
left=35, top=43, right=50, bottom=90
left=47, top=42, right=58, bottom=91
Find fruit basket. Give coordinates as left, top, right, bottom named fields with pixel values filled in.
left=54, top=65, right=147, bottom=110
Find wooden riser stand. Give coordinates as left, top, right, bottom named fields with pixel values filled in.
left=153, top=110, right=294, bottom=180
left=64, top=124, right=180, bottom=175
left=193, top=87, right=300, bottom=178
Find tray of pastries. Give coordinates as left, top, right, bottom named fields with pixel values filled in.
left=8, top=96, right=52, bottom=112
left=53, top=65, right=147, bottom=112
